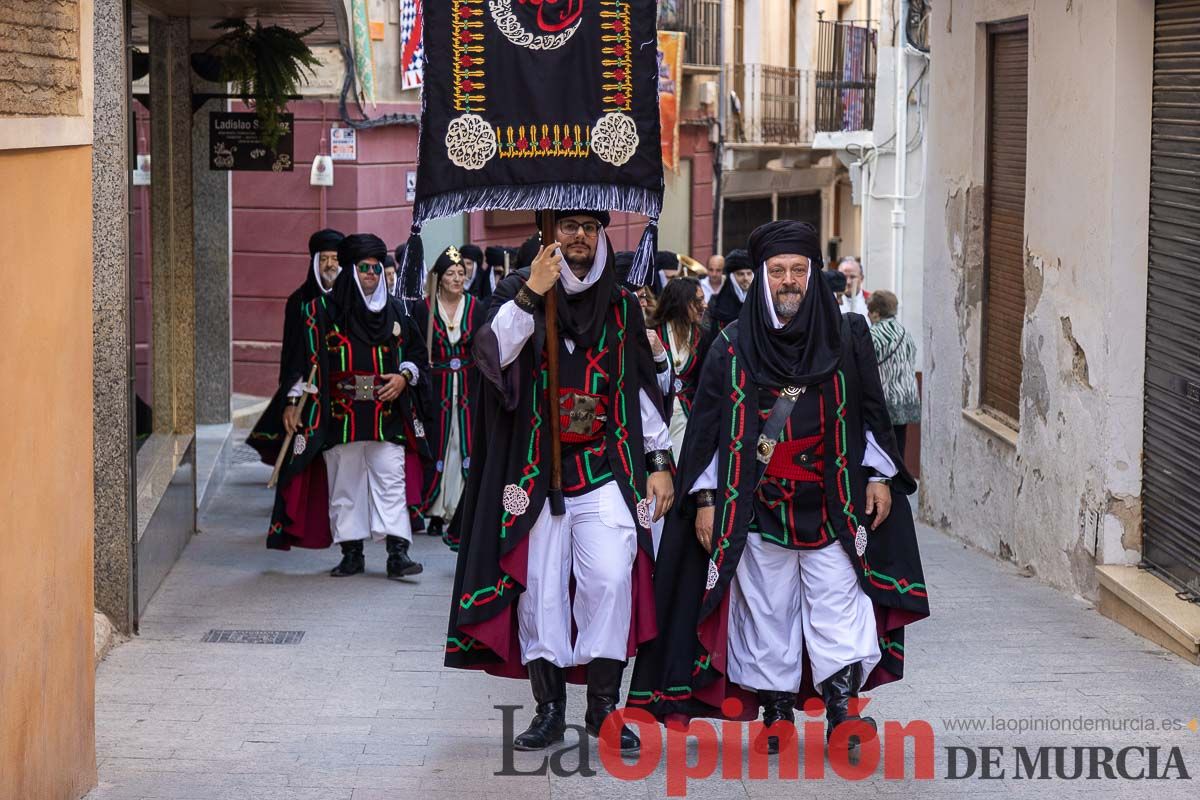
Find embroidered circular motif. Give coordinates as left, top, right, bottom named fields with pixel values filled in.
left=293, top=434, right=307, bottom=456
left=636, top=498, right=653, bottom=529
left=413, top=419, right=426, bottom=438
left=854, top=524, right=869, bottom=557
left=446, top=113, right=498, bottom=171
left=502, top=483, right=531, bottom=516
left=489, top=0, right=583, bottom=51
left=706, top=559, right=720, bottom=591
left=590, top=113, right=639, bottom=166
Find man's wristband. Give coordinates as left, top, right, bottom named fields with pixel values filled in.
left=400, top=368, right=415, bottom=384
left=287, top=396, right=301, bottom=407
left=867, top=468, right=892, bottom=486
left=514, top=284, right=545, bottom=314
left=646, top=449, right=672, bottom=474
left=693, top=489, right=716, bottom=508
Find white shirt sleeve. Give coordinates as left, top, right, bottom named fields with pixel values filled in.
left=863, top=429, right=898, bottom=479
left=399, top=361, right=420, bottom=385
left=492, top=299, right=537, bottom=368
left=689, top=455, right=719, bottom=493
left=640, top=388, right=672, bottom=454
left=654, top=349, right=672, bottom=395
left=287, top=379, right=305, bottom=399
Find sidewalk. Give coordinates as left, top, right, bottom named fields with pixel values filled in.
left=88, top=453, right=1200, bottom=799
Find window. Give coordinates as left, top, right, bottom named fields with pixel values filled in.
left=980, top=20, right=1029, bottom=424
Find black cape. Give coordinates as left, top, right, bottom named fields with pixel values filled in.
left=626, top=313, right=929, bottom=721
left=250, top=291, right=433, bottom=550
left=443, top=262, right=669, bottom=683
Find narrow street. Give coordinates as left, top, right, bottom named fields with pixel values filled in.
left=87, top=452, right=1200, bottom=800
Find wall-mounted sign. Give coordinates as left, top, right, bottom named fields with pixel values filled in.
left=209, top=112, right=294, bottom=172
left=330, top=127, right=357, bottom=161
left=132, top=153, right=151, bottom=186
left=406, top=170, right=417, bottom=203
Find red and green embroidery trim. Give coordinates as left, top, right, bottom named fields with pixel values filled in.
left=458, top=574, right=515, bottom=610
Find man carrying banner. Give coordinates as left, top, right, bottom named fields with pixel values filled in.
left=445, top=210, right=674, bottom=754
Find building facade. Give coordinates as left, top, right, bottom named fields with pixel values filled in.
left=921, top=0, right=1200, bottom=662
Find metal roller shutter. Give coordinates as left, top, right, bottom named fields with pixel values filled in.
left=981, top=22, right=1029, bottom=424
left=1144, top=0, right=1200, bottom=597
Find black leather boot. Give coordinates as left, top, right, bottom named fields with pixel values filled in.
left=513, top=659, right=567, bottom=751
left=583, top=658, right=640, bottom=752
left=330, top=541, right=365, bottom=577
left=753, top=690, right=797, bottom=755
left=822, top=663, right=877, bottom=763
left=385, top=536, right=423, bottom=579
left=427, top=516, right=444, bottom=538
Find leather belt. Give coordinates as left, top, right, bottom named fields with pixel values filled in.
left=331, top=371, right=382, bottom=403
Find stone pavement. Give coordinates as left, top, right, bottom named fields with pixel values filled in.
left=88, top=455, right=1200, bottom=800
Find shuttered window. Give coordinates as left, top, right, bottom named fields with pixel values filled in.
left=980, top=21, right=1029, bottom=424
left=1143, top=0, right=1200, bottom=597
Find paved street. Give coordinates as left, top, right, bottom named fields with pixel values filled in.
left=87, top=453, right=1200, bottom=799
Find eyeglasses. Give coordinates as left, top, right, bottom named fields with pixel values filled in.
left=356, top=262, right=383, bottom=275
left=558, top=220, right=601, bottom=237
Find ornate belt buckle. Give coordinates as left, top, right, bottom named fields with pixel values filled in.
left=562, top=392, right=600, bottom=436
left=450, top=357, right=462, bottom=371
left=353, top=375, right=377, bottom=401
left=781, top=386, right=802, bottom=400
left=756, top=435, right=777, bottom=464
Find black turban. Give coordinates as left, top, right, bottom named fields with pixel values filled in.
left=824, top=268, right=848, bottom=293
left=615, top=250, right=635, bottom=283
left=383, top=254, right=396, bottom=269
left=432, top=245, right=466, bottom=278
left=460, top=244, right=483, bottom=265
left=336, top=233, right=389, bottom=268
left=724, top=248, right=753, bottom=274
left=537, top=209, right=612, bottom=228
left=655, top=250, right=679, bottom=272
left=485, top=246, right=509, bottom=267
left=747, top=220, right=824, bottom=269
left=308, top=228, right=345, bottom=256
left=516, top=234, right=542, bottom=269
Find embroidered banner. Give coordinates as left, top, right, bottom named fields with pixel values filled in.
left=657, top=30, right=683, bottom=172
left=412, top=0, right=664, bottom=224
left=399, top=0, right=425, bottom=91
left=350, top=0, right=376, bottom=106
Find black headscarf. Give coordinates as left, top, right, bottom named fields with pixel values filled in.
left=723, top=248, right=752, bottom=275
left=308, top=228, right=344, bottom=257
left=460, top=244, right=483, bottom=267
left=331, top=233, right=402, bottom=346
left=301, top=228, right=345, bottom=299
left=550, top=232, right=618, bottom=349
left=433, top=245, right=465, bottom=278
left=516, top=234, right=541, bottom=270
left=485, top=246, right=508, bottom=268
left=614, top=250, right=635, bottom=284
left=738, top=221, right=842, bottom=388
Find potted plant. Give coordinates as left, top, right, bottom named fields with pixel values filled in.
left=205, top=18, right=322, bottom=149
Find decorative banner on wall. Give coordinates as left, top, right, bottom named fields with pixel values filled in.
left=657, top=29, right=684, bottom=172
left=350, top=0, right=377, bottom=106
left=399, top=0, right=425, bottom=91
left=209, top=112, right=294, bottom=171
left=657, top=0, right=679, bottom=28
left=410, top=0, right=664, bottom=225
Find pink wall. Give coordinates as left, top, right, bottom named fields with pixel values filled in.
left=231, top=106, right=714, bottom=396
left=232, top=100, right=420, bottom=396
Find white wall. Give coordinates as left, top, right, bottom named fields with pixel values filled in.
left=920, top=0, right=1153, bottom=596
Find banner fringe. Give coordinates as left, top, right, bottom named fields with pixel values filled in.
left=414, top=184, right=663, bottom=226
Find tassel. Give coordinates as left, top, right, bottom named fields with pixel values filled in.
left=397, top=226, right=425, bottom=312
left=625, top=218, right=658, bottom=289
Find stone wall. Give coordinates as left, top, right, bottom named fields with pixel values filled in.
left=0, top=0, right=81, bottom=117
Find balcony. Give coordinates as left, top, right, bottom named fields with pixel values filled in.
left=674, top=0, right=722, bottom=68
left=815, top=20, right=878, bottom=133
left=724, top=64, right=815, bottom=147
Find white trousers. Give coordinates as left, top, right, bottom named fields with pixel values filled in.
left=323, top=441, right=412, bottom=544
left=517, top=481, right=638, bottom=667
left=727, top=534, right=880, bottom=692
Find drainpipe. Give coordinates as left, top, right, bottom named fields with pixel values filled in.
left=891, top=0, right=909, bottom=300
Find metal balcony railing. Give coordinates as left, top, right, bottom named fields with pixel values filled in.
left=724, top=64, right=815, bottom=146
left=672, top=0, right=721, bottom=68
left=815, top=20, right=878, bottom=132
